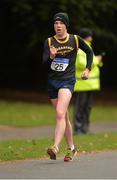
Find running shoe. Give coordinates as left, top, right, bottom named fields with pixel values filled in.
left=47, top=146, right=58, bottom=160
left=64, top=148, right=78, bottom=162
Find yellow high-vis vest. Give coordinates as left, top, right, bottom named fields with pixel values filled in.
left=74, top=41, right=103, bottom=92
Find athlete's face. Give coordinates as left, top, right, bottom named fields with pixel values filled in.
left=54, top=20, right=67, bottom=37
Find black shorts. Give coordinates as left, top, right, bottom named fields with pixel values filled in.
left=47, top=78, right=76, bottom=99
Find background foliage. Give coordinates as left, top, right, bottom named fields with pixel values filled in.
left=1, top=0, right=117, bottom=90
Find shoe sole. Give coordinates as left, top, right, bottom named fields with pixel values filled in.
left=47, top=148, right=56, bottom=160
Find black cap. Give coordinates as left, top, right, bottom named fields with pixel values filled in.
left=53, top=12, right=69, bottom=27
left=79, top=28, right=93, bottom=38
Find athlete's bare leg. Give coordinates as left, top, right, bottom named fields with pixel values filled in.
left=50, top=88, right=72, bottom=148
left=64, top=111, right=74, bottom=149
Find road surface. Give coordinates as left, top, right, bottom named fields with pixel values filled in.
left=0, top=151, right=117, bottom=179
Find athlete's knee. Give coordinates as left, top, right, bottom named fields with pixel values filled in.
left=56, top=108, right=66, bottom=120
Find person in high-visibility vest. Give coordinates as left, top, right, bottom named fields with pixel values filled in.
left=73, top=28, right=103, bottom=134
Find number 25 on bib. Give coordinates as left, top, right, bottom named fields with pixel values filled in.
left=51, top=58, right=69, bottom=72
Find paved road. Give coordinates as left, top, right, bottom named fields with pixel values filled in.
left=0, top=122, right=117, bottom=140
left=0, top=151, right=117, bottom=179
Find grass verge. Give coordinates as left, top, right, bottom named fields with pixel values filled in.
left=0, top=132, right=117, bottom=161
left=0, top=101, right=117, bottom=127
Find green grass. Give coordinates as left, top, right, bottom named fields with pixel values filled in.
left=0, top=100, right=116, bottom=127
left=0, top=132, right=117, bottom=161
left=90, top=106, right=117, bottom=123
left=0, top=101, right=55, bottom=127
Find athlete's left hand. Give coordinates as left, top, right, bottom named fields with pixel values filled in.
left=81, top=68, right=90, bottom=80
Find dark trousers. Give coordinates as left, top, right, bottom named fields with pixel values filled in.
left=73, top=91, right=93, bottom=134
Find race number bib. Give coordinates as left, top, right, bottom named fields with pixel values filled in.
left=51, top=58, right=69, bottom=71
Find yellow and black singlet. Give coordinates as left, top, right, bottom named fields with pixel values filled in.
left=42, top=34, right=93, bottom=80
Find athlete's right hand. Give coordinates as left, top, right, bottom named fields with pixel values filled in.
left=50, top=46, right=57, bottom=59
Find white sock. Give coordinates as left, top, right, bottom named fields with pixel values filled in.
left=70, top=145, right=75, bottom=151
